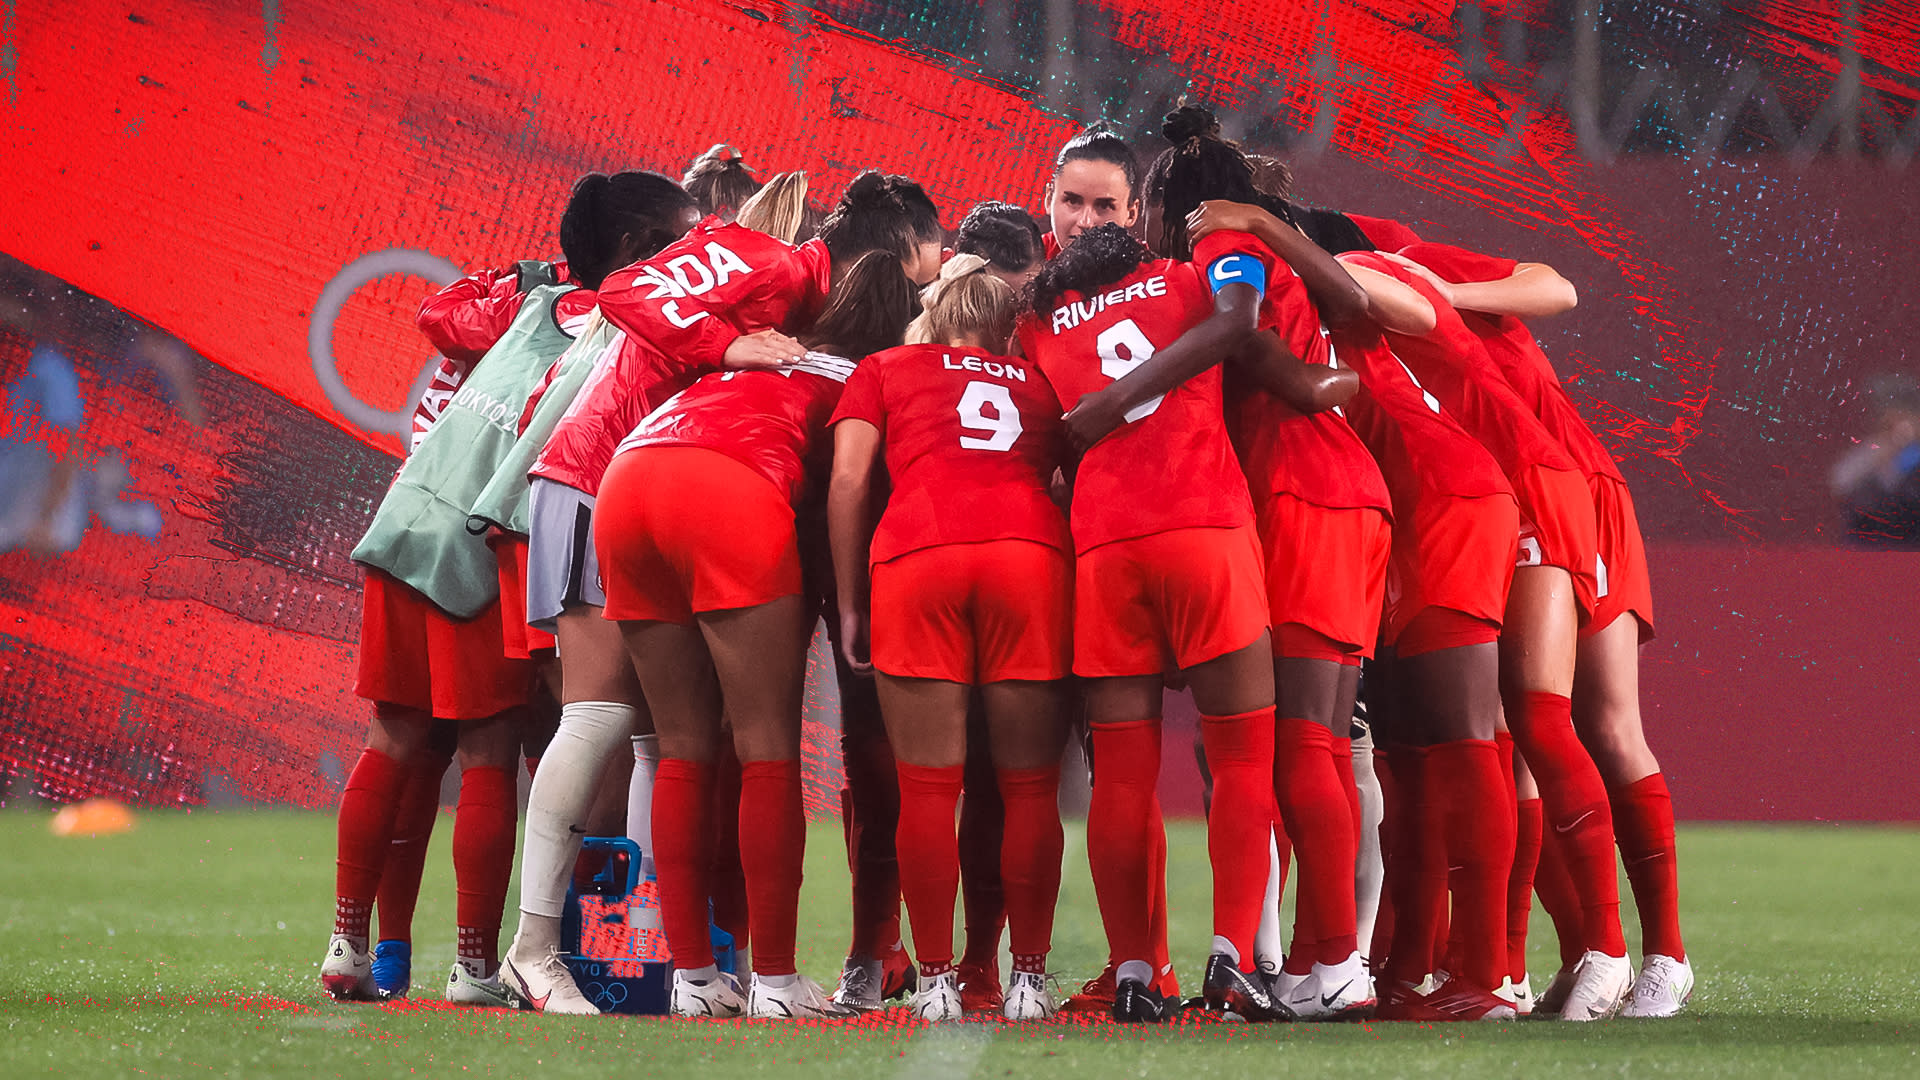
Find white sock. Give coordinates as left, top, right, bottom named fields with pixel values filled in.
left=678, top=963, right=720, bottom=983
left=1115, top=960, right=1154, bottom=986
left=515, top=701, right=633, bottom=922
left=1254, top=830, right=1285, bottom=971
left=628, top=734, right=659, bottom=875
left=1211, top=935, right=1239, bottom=966
left=1350, top=725, right=1385, bottom=962
left=756, top=972, right=799, bottom=989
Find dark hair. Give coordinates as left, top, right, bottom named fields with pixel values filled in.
left=558, top=171, right=698, bottom=289
left=800, top=250, right=916, bottom=359
left=817, top=171, right=943, bottom=269
left=1143, top=105, right=1299, bottom=259
left=1290, top=205, right=1376, bottom=256
left=952, top=201, right=1046, bottom=273
left=1054, top=124, right=1142, bottom=202
left=681, top=143, right=762, bottom=220
left=1028, top=223, right=1151, bottom=316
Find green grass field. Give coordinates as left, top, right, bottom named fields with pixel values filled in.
left=1, top=810, right=1916, bottom=1078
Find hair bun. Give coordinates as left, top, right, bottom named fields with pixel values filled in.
left=700, top=143, right=744, bottom=165
left=840, top=170, right=897, bottom=211
left=1161, top=105, right=1220, bottom=145
left=938, top=252, right=991, bottom=281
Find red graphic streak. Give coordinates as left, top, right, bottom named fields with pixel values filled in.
left=1, top=1, right=1075, bottom=454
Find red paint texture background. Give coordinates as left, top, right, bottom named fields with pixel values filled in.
left=1, top=1, right=1916, bottom=819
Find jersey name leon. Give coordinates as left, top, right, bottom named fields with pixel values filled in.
left=629, top=242, right=756, bottom=328
left=1048, top=275, right=1170, bottom=334
left=941, top=352, right=1029, bottom=382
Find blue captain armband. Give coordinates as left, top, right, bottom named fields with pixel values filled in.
left=1206, top=253, right=1268, bottom=298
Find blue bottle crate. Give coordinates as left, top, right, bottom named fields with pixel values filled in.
left=558, top=837, right=736, bottom=1015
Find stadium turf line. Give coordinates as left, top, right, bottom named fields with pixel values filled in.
left=0, top=811, right=1915, bottom=1078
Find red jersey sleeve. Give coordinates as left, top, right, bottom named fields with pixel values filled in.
left=1397, top=241, right=1519, bottom=285
left=1348, top=214, right=1423, bottom=254
left=831, top=358, right=888, bottom=434
left=416, top=265, right=529, bottom=364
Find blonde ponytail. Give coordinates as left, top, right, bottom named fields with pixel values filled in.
left=904, top=253, right=1017, bottom=350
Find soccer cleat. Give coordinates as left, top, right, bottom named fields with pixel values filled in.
left=444, top=962, right=520, bottom=1009
left=1002, top=970, right=1058, bottom=1021
left=1269, top=966, right=1309, bottom=1004
left=1418, top=979, right=1518, bottom=1022
left=501, top=948, right=600, bottom=1016
left=1282, top=952, right=1374, bottom=1021
left=1533, top=963, right=1578, bottom=1016
left=672, top=968, right=747, bottom=1018
left=1496, top=973, right=1535, bottom=1017
left=1062, top=964, right=1117, bottom=1014
left=880, top=942, right=917, bottom=1001
left=320, top=935, right=379, bottom=1002
left=1201, top=952, right=1288, bottom=1021
left=956, top=958, right=1003, bottom=1012
left=1556, top=950, right=1634, bottom=1022
left=830, top=956, right=885, bottom=1012
left=909, top=970, right=964, bottom=1022
left=1113, top=972, right=1174, bottom=1023
left=371, top=940, right=412, bottom=1000
left=1620, top=954, right=1694, bottom=1019
left=748, top=974, right=858, bottom=1020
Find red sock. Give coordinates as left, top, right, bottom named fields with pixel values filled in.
left=841, top=734, right=900, bottom=959
left=452, top=765, right=517, bottom=976
left=1510, top=798, right=1544, bottom=982
left=1427, top=739, right=1515, bottom=991
left=738, top=759, right=805, bottom=977
left=1612, top=773, right=1685, bottom=961
left=958, top=749, right=1007, bottom=971
left=1274, top=718, right=1359, bottom=966
left=1535, top=826, right=1585, bottom=968
left=1201, top=708, right=1277, bottom=972
left=1509, top=691, right=1625, bottom=957
left=895, top=762, right=964, bottom=975
left=710, top=747, right=749, bottom=955
left=1087, top=719, right=1161, bottom=969
left=374, top=753, right=448, bottom=945
left=334, top=747, right=407, bottom=944
left=997, top=765, right=1063, bottom=970
left=653, top=758, right=716, bottom=970
left=1334, top=736, right=1362, bottom=856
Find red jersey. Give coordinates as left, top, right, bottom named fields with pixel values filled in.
left=831, top=343, right=1070, bottom=565
left=1193, top=231, right=1390, bottom=515
left=1042, top=232, right=1062, bottom=260
left=411, top=262, right=583, bottom=454
left=1016, top=257, right=1254, bottom=553
left=1331, top=253, right=1513, bottom=511
left=1365, top=261, right=1581, bottom=484
left=531, top=219, right=833, bottom=494
left=1348, top=214, right=1421, bottom=254
left=1399, top=241, right=1624, bottom=483
left=613, top=352, right=857, bottom=508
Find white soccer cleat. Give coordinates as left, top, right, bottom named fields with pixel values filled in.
left=1496, top=974, right=1535, bottom=1016
left=671, top=969, right=747, bottom=1018
left=1269, top=966, right=1310, bottom=1005
left=1620, top=954, right=1695, bottom=1019
left=319, top=935, right=379, bottom=1002
left=1532, top=963, right=1578, bottom=1016
left=1002, top=970, right=1058, bottom=1021
left=748, top=974, right=856, bottom=1020
left=908, top=970, right=963, bottom=1022
left=831, top=956, right=884, bottom=1012
left=1282, top=951, right=1375, bottom=1020
left=1555, top=950, right=1634, bottom=1021
left=444, top=963, right=520, bottom=1009
left=501, top=948, right=600, bottom=1016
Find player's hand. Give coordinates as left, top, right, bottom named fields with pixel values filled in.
left=1376, top=252, right=1454, bottom=306
left=723, top=329, right=807, bottom=370
left=1062, top=389, right=1128, bottom=454
left=838, top=609, right=874, bottom=677
left=1185, top=200, right=1263, bottom=243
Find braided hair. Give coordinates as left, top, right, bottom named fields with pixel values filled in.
left=1027, top=222, right=1151, bottom=317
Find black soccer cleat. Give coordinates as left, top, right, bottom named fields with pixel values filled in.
left=1112, top=974, right=1174, bottom=1023
left=1202, top=952, right=1292, bottom=1022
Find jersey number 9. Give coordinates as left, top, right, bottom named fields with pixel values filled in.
left=957, top=380, right=1023, bottom=452
left=1097, top=319, right=1165, bottom=423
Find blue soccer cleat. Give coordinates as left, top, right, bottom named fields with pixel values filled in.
left=371, top=939, right=412, bottom=1000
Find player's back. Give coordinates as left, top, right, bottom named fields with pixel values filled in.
left=1017, top=257, right=1253, bottom=553
left=839, top=343, right=1069, bottom=564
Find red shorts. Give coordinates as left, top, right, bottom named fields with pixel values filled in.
left=492, top=533, right=557, bottom=660
left=594, top=446, right=801, bottom=624
left=355, top=567, right=533, bottom=720
left=1585, top=473, right=1655, bottom=641
left=1384, top=492, right=1519, bottom=649
left=1256, top=494, right=1390, bottom=661
left=1512, top=465, right=1601, bottom=622
left=1073, top=524, right=1270, bottom=678
left=870, top=539, right=1072, bottom=683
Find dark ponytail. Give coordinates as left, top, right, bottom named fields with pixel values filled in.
left=818, top=170, right=942, bottom=270
left=1144, top=105, right=1297, bottom=259
left=681, top=143, right=763, bottom=221
left=953, top=201, right=1046, bottom=274
left=801, top=250, right=915, bottom=359
left=1027, top=222, right=1150, bottom=317
left=558, top=170, right=697, bottom=289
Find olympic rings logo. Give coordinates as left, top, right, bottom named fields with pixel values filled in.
left=309, top=249, right=462, bottom=436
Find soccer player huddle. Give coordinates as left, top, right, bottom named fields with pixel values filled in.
left=320, top=110, right=1693, bottom=1026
